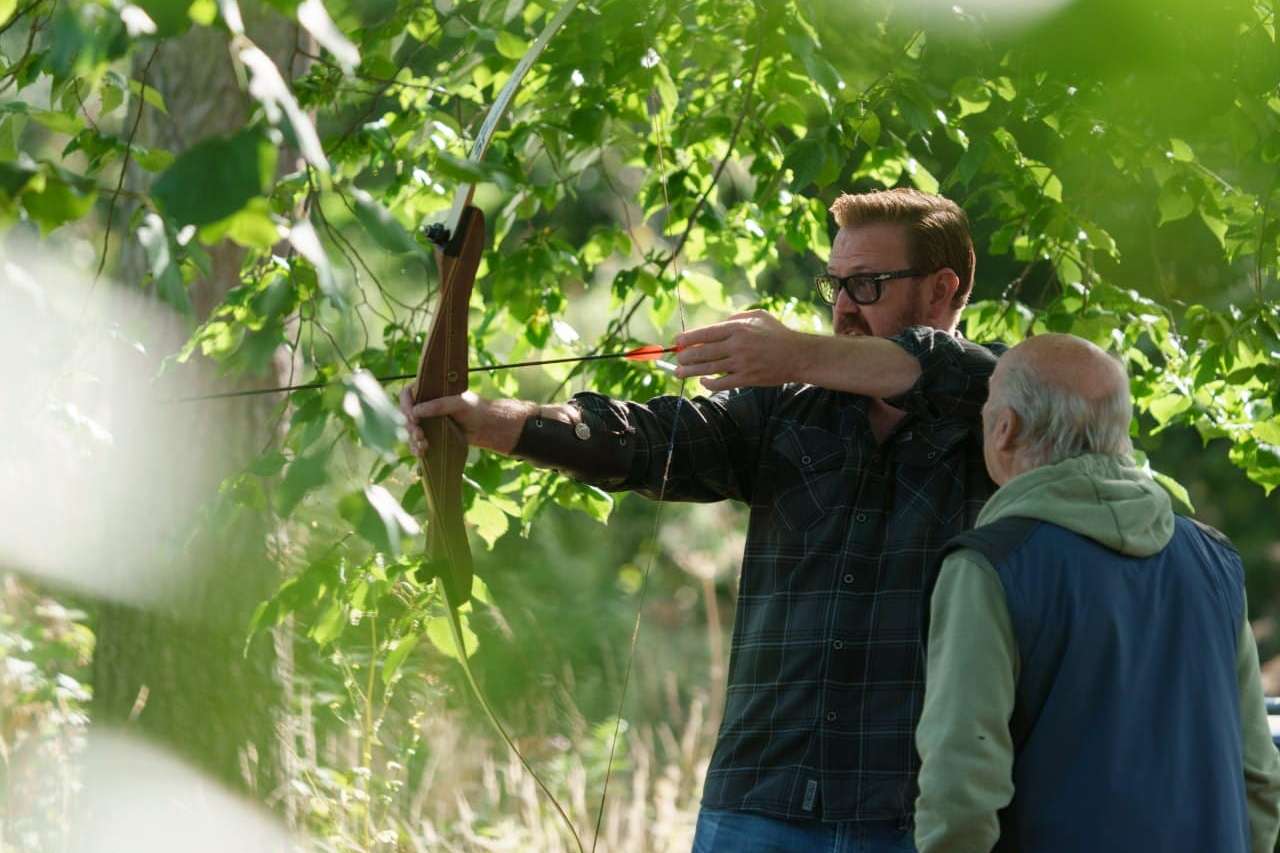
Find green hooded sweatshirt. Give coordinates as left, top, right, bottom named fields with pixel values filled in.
left=913, top=453, right=1280, bottom=853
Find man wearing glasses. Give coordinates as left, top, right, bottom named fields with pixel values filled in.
left=403, top=188, right=1002, bottom=853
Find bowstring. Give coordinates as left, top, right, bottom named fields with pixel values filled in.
left=589, top=62, right=691, bottom=853
left=419, top=225, right=587, bottom=853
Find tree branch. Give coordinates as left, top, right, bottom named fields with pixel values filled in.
left=93, top=45, right=159, bottom=288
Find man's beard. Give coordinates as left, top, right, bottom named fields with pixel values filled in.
left=835, top=297, right=929, bottom=338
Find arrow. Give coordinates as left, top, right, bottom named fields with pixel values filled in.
left=167, top=344, right=684, bottom=402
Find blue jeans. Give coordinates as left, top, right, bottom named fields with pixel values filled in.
left=691, top=808, right=917, bottom=853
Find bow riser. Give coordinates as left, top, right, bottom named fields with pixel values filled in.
left=413, top=205, right=485, bottom=606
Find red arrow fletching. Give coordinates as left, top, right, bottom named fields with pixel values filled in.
left=623, top=343, right=682, bottom=361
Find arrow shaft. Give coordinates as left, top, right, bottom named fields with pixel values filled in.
left=167, top=346, right=680, bottom=403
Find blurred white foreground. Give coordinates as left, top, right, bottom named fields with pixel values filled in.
left=62, top=730, right=293, bottom=853
left=0, top=243, right=240, bottom=605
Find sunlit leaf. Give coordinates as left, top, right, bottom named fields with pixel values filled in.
left=340, top=485, right=421, bottom=556
left=426, top=611, right=478, bottom=661
left=465, top=498, right=508, bottom=549
left=341, top=370, right=405, bottom=458
left=380, top=633, right=418, bottom=685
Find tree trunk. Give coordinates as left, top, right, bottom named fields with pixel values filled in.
left=90, top=16, right=306, bottom=807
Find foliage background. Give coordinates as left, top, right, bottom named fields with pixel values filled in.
left=1, top=0, right=1279, bottom=849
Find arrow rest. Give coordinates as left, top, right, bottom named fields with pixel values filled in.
left=423, top=221, right=451, bottom=247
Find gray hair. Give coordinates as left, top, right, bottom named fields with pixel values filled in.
left=997, top=353, right=1134, bottom=467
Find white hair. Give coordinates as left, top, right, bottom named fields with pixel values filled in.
left=997, top=353, right=1134, bottom=467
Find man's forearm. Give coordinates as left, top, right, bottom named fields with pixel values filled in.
left=509, top=400, right=633, bottom=484
left=790, top=333, right=922, bottom=398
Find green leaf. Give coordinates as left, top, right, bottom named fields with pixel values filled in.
left=1156, top=184, right=1194, bottom=226
left=136, top=213, right=193, bottom=313
left=854, top=112, right=880, bottom=147
left=1168, top=138, right=1194, bottom=162
left=249, top=451, right=288, bottom=476
left=132, top=146, right=175, bottom=173
left=288, top=219, right=344, bottom=308
left=29, top=110, right=83, bottom=135
left=953, top=77, right=991, bottom=117
left=1199, top=209, right=1227, bottom=248
left=311, top=600, right=346, bottom=646
left=465, top=498, right=508, bottom=550
left=494, top=30, right=528, bottom=60
left=340, top=485, right=421, bottom=556
left=23, top=171, right=96, bottom=234
left=132, top=0, right=193, bottom=37
left=858, top=147, right=905, bottom=187
left=782, top=137, right=826, bottom=190
left=679, top=269, right=732, bottom=311
left=129, top=79, right=169, bottom=115
left=905, top=157, right=939, bottom=194
left=1254, top=420, right=1280, bottom=445
left=433, top=151, right=490, bottom=184
left=199, top=197, right=281, bottom=250
left=0, top=0, right=16, bottom=27
left=1147, top=392, right=1192, bottom=424
left=380, top=633, right=419, bottom=686
left=277, top=451, right=330, bottom=516
left=152, top=130, right=277, bottom=226
left=553, top=482, right=613, bottom=524
left=1151, top=470, right=1194, bottom=513
left=426, top=611, right=478, bottom=661
left=351, top=188, right=418, bottom=254
left=341, top=370, right=404, bottom=458
left=0, top=161, right=39, bottom=200
left=188, top=0, right=216, bottom=24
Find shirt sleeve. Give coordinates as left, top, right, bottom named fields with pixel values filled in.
left=1235, top=591, right=1280, bottom=853
left=567, top=386, right=774, bottom=503
left=915, top=551, right=1018, bottom=853
left=882, top=326, right=1004, bottom=422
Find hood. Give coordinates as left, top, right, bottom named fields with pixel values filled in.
left=976, top=453, right=1175, bottom=557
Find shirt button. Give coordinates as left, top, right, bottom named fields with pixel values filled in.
left=843, top=573, right=854, bottom=584
left=833, top=640, right=844, bottom=650
left=826, top=711, right=837, bottom=722
left=927, top=450, right=938, bottom=460
left=801, top=455, right=812, bottom=465
left=855, top=512, right=868, bottom=523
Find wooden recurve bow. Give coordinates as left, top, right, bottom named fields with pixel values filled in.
left=409, top=2, right=585, bottom=850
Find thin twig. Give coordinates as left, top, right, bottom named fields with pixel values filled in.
left=546, top=33, right=766, bottom=403
left=0, top=0, right=53, bottom=96
left=93, top=45, right=159, bottom=289
left=1256, top=171, right=1277, bottom=299
left=324, top=39, right=432, bottom=156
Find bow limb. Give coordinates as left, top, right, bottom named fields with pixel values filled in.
left=407, top=4, right=585, bottom=850
left=411, top=202, right=587, bottom=853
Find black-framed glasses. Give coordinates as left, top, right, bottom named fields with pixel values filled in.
left=814, top=268, right=932, bottom=305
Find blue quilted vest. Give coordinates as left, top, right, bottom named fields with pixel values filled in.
left=939, top=515, right=1249, bottom=853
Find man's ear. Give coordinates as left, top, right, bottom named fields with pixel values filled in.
left=929, top=268, right=960, bottom=311
left=993, top=407, right=1020, bottom=452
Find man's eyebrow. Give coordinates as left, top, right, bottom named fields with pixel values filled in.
left=826, top=262, right=874, bottom=273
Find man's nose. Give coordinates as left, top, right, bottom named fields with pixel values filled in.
left=834, top=285, right=859, bottom=313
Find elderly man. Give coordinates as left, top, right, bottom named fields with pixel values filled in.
left=914, top=333, right=1280, bottom=853
left=406, top=188, right=1002, bottom=852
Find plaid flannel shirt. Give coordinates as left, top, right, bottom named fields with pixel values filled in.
left=566, top=326, right=1003, bottom=823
